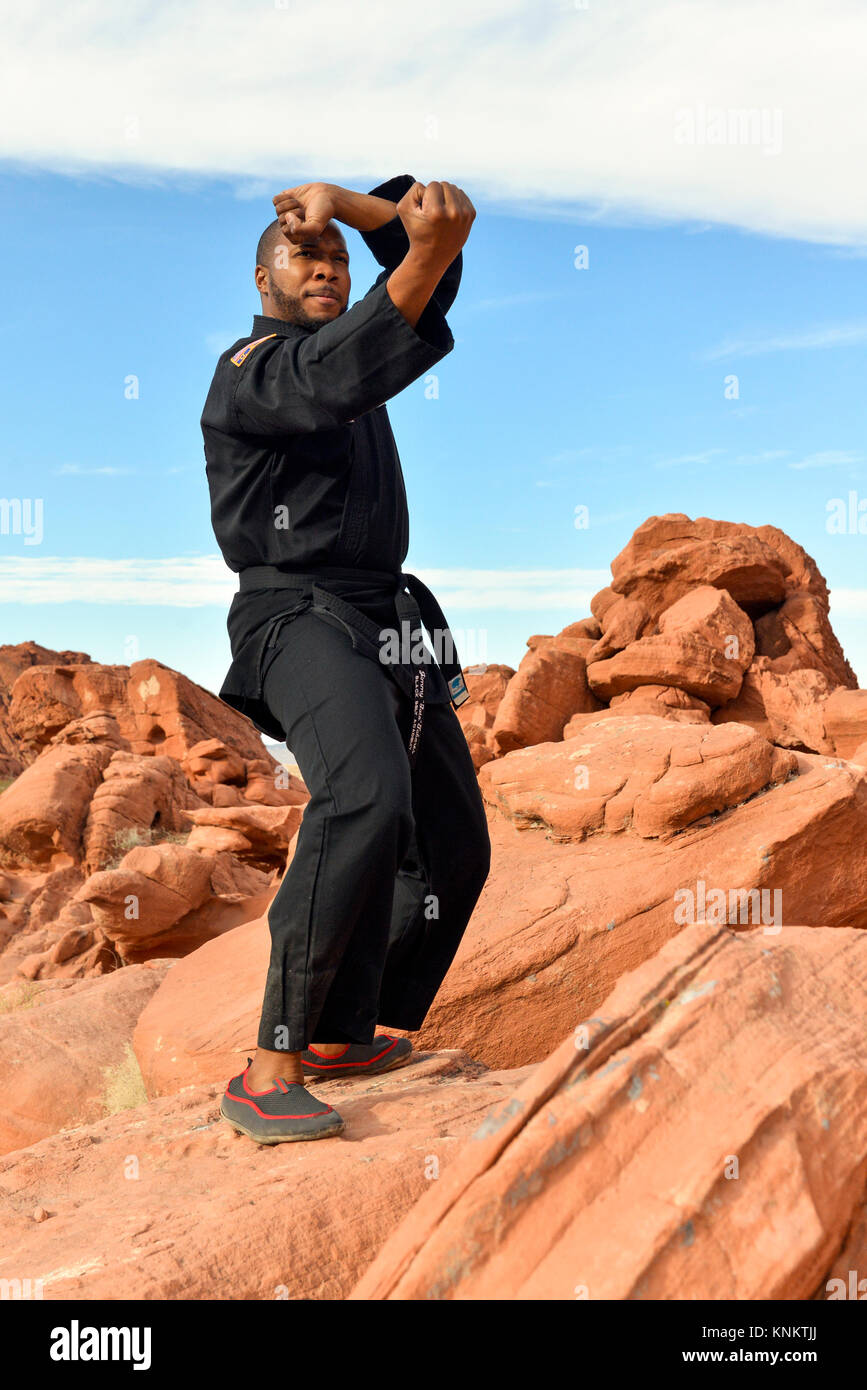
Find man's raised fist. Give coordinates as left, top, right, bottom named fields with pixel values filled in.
left=396, top=181, right=476, bottom=262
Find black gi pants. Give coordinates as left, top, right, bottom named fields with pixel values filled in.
left=256, top=599, right=491, bottom=1052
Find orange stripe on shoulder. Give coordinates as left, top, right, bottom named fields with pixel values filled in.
left=230, top=333, right=277, bottom=366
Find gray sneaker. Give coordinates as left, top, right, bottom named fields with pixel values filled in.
left=301, top=1034, right=413, bottom=1080
left=221, top=1059, right=345, bottom=1144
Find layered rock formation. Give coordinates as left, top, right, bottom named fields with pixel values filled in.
left=469, top=515, right=860, bottom=759
left=3, top=514, right=867, bottom=1301
left=0, top=646, right=307, bottom=983
left=351, top=922, right=867, bottom=1300
left=0, top=1049, right=534, bottom=1297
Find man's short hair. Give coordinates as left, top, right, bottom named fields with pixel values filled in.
left=255, top=218, right=347, bottom=269
left=256, top=219, right=285, bottom=271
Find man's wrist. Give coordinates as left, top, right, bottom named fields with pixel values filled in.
left=328, top=185, right=399, bottom=232
left=402, top=244, right=454, bottom=277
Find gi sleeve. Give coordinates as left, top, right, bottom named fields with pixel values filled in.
left=226, top=277, right=454, bottom=437
left=359, top=174, right=463, bottom=318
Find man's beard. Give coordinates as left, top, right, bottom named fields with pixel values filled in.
left=268, top=278, right=345, bottom=331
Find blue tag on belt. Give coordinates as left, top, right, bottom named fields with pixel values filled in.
left=448, top=671, right=470, bottom=707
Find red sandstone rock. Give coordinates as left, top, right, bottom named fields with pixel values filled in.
left=0, top=742, right=115, bottom=867
left=754, top=591, right=856, bottom=689
left=491, top=638, right=602, bottom=755
left=0, top=640, right=302, bottom=983
left=479, top=715, right=793, bottom=842
left=350, top=922, right=867, bottom=1300
left=184, top=802, right=303, bottom=871
left=133, top=911, right=271, bottom=1095
left=585, top=596, right=653, bottom=664
left=558, top=618, right=602, bottom=642
left=0, top=1050, right=534, bottom=1300
left=0, top=960, right=171, bottom=1155
left=82, top=749, right=200, bottom=875
left=0, top=642, right=93, bottom=780
left=180, top=738, right=247, bottom=795
left=586, top=585, right=754, bottom=707
left=607, top=516, right=789, bottom=617
left=130, top=737, right=867, bottom=1081
left=713, top=665, right=836, bottom=753
left=586, top=634, right=741, bottom=706
left=607, top=685, right=710, bottom=723
left=455, top=664, right=515, bottom=769
left=589, top=586, right=619, bottom=624
left=407, top=752, right=867, bottom=1068
left=850, top=741, right=867, bottom=768
left=823, top=688, right=867, bottom=759
left=78, top=841, right=272, bottom=966
left=8, top=657, right=273, bottom=764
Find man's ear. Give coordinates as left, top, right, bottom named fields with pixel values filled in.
left=254, top=265, right=268, bottom=295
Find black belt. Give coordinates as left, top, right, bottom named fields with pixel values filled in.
left=238, top=564, right=470, bottom=767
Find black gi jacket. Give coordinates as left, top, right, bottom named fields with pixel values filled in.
left=201, top=175, right=464, bottom=743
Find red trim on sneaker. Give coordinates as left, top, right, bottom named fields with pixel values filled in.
left=230, top=1093, right=334, bottom=1120
left=241, top=1068, right=287, bottom=1096
left=306, top=1043, right=351, bottom=1059
left=230, top=1068, right=334, bottom=1119
left=305, top=1037, right=401, bottom=1070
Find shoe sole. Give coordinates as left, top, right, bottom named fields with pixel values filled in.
left=220, top=1102, right=345, bottom=1145
left=302, top=1051, right=414, bottom=1081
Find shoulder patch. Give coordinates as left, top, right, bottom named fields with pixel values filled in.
left=230, top=333, right=277, bottom=367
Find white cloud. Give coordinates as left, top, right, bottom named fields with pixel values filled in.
left=654, top=448, right=726, bottom=470
left=702, top=322, right=867, bottom=361
left=0, top=556, right=237, bottom=608
left=411, top=568, right=610, bottom=610
left=788, top=450, right=863, bottom=471
left=461, top=291, right=562, bottom=314
left=0, top=556, right=610, bottom=611
left=54, top=463, right=136, bottom=476
left=827, top=589, right=867, bottom=615
left=2, top=2, right=867, bottom=245
left=731, top=450, right=790, bottom=466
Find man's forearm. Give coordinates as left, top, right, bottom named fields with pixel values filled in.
left=386, top=248, right=454, bottom=330
left=328, top=185, right=399, bottom=232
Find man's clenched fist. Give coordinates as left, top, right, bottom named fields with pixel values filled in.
left=396, top=181, right=476, bottom=263
left=273, top=183, right=337, bottom=242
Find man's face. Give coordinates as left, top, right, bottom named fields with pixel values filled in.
left=258, top=225, right=350, bottom=330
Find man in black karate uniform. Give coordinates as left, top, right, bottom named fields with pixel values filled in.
left=203, top=175, right=491, bottom=1144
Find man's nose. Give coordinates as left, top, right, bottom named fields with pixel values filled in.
left=311, top=261, right=339, bottom=278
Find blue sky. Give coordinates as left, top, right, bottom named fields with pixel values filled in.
left=2, top=1, right=866, bottom=737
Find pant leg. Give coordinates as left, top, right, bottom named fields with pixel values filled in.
left=375, top=691, right=492, bottom=1031
left=257, top=610, right=415, bottom=1052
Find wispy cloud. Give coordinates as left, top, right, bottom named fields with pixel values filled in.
left=0, top=558, right=610, bottom=612
left=412, top=568, right=610, bottom=610
left=701, top=322, right=867, bottom=361
left=788, top=450, right=863, bottom=471
left=828, top=589, right=867, bottom=615
left=731, top=450, right=789, bottom=467
left=460, top=291, right=562, bottom=315
left=3, top=3, right=867, bottom=245
left=0, top=557, right=234, bottom=607
left=654, top=448, right=725, bottom=470
left=651, top=447, right=861, bottom=474
left=54, top=463, right=136, bottom=476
